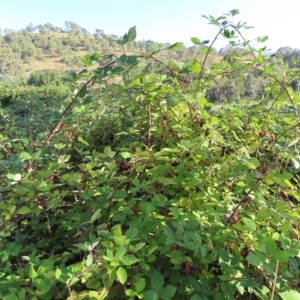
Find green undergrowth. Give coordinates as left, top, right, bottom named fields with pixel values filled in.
left=0, top=10, right=300, bottom=300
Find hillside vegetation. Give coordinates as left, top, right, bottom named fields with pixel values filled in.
left=0, top=10, right=300, bottom=300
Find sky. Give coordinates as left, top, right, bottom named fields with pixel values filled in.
left=0, top=0, right=299, bottom=52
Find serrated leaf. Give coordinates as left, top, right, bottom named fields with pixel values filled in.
left=191, top=295, right=202, bottom=300
left=166, top=96, right=179, bottom=107
left=191, top=37, right=201, bottom=45
left=112, top=224, right=122, bottom=237
left=223, top=29, right=230, bottom=38
left=189, top=61, right=201, bottom=73
left=125, top=228, right=139, bottom=239
left=279, top=290, right=300, bottom=300
left=123, top=26, right=136, bottom=43
left=281, top=221, right=290, bottom=233
left=125, top=289, right=136, bottom=297
left=151, top=270, right=164, bottom=292
left=231, top=255, right=240, bottom=265
left=264, top=64, right=274, bottom=73
left=16, top=206, right=30, bottom=215
left=91, top=208, right=101, bottom=223
left=135, top=277, right=146, bottom=293
left=121, top=255, right=140, bottom=265
left=163, top=226, right=173, bottom=239
left=219, top=249, right=229, bottom=262
left=86, top=253, right=93, bottom=266
left=188, top=278, right=201, bottom=292
left=115, top=246, right=127, bottom=258
left=112, top=190, right=127, bottom=199
left=273, top=251, right=289, bottom=263
left=261, top=237, right=277, bottom=255
left=89, top=291, right=98, bottom=298
left=144, top=290, right=159, bottom=300
left=4, top=294, right=19, bottom=300
left=243, top=218, right=256, bottom=231
left=21, top=152, right=32, bottom=159
left=165, top=42, right=182, bottom=50
left=246, top=253, right=262, bottom=266
left=160, top=285, right=177, bottom=299
left=29, top=264, right=38, bottom=279
left=117, top=267, right=127, bottom=284
left=78, top=136, right=90, bottom=146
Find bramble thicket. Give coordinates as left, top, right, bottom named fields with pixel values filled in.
left=0, top=10, right=300, bottom=300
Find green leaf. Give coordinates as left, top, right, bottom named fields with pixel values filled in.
left=4, top=294, right=19, bottom=300
left=135, top=277, right=146, bottom=293
left=112, top=190, right=127, bottom=199
left=219, top=249, right=230, bottom=262
left=261, top=237, right=277, bottom=255
left=160, top=285, right=177, bottom=299
left=86, top=253, right=93, bottom=266
left=125, top=289, right=136, bottom=297
left=78, top=86, right=88, bottom=98
left=29, top=264, right=38, bottom=280
left=78, top=136, right=90, bottom=146
left=289, top=257, right=298, bottom=269
left=264, top=64, right=274, bottom=73
left=273, top=251, right=289, bottom=263
left=112, top=224, right=122, bottom=237
left=125, top=228, right=139, bottom=239
left=91, top=208, right=101, bottom=223
left=123, top=26, right=137, bottom=43
left=144, top=290, right=159, bottom=300
left=243, top=218, right=256, bottom=231
left=190, top=295, right=202, bottom=300
left=163, top=226, right=174, bottom=240
left=16, top=206, right=31, bottom=215
left=165, top=42, right=182, bottom=50
left=188, top=278, right=201, bottom=292
left=98, top=288, right=108, bottom=300
left=83, top=95, right=93, bottom=105
left=115, top=246, right=127, bottom=258
left=151, top=270, right=164, bottom=292
left=191, top=37, right=201, bottom=45
left=279, top=290, right=300, bottom=300
left=246, top=253, right=262, bottom=266
left=117, top=267, right=127, bottom=285
left=166, top=96, right=179, bottom=107
left=21, top=152, right=32, bottom=159
left=223, top=29, right=230, bottom=38
left=189, top=61, right=201, bottom=73
left=281, top=221, right=290, bottom=233
left=231, top=255, right=240, bottom=265
left=89, top=291, right=98, bottom=298
left=121, top=255, right=140, bottom=265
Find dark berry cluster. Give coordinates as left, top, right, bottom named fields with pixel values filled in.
left=224, top=210, right=241, bottom=225
left=292, top=282, right=300, bottom=289
left=221, top=146, right=235, bottom=157
left=180, top=260, right=195, bottom=276
left=119, top=158, right=131, bottom=171
left=241, top=195, right=251, bottom=208
left=241, top=247, right=249, bottom=257
left=209, top=261, right=223, bottom=276
left=259, top=130, right=266, bottom=137
left=179, top=76, right=191, bottom=84
left=171, top=161, right=180, bottom=167
left=136, top=189, right=145, bottom=197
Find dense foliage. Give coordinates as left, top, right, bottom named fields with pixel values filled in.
left=1, top=10, right=300, bottom=300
